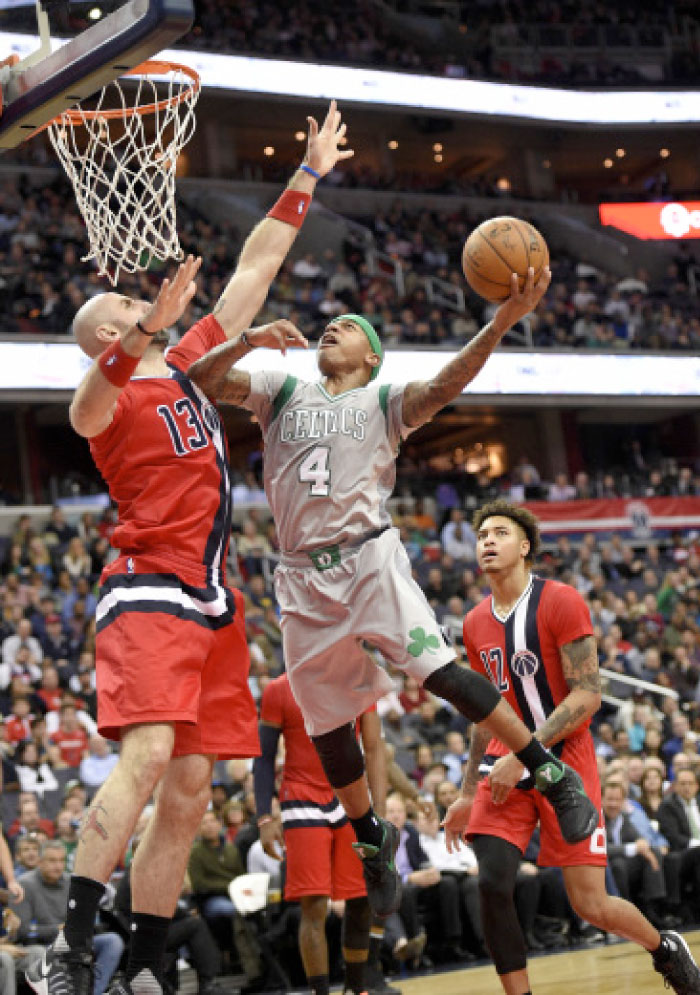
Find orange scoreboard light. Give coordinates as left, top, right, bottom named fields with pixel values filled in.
left=599, top=201, right=700, bottom=239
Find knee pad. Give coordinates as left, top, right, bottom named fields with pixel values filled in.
left=473, top=835, right=527, bottom=975
left=311, top=723, right=366, bottom=789
left=424, top=661, right=500, bottom=723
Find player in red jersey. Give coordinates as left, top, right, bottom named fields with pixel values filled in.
left=26, top=102, right=353, bottom=995
left=443, top=499, right=700, bottom=995
left=253, top=672, right=391, bottom=995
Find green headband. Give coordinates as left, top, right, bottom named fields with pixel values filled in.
left=336, top=313, right=383, bottom=381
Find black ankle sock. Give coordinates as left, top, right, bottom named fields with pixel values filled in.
left=63, top=876, right=106, bottom=950
left=308, top=974, right=330, bottom=995
left=515, top=738, right=562, bottom=776
left=126, top=912, right=171, bottom=983
left=344, top=959, right=367, bottom=993
left=350, top=807, right=384, bottom=847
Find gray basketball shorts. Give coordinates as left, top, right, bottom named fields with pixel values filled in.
left=273, top=527, right=456, bottom=736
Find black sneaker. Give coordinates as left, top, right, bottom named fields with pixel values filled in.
left=26, top=936, right=94, bottom=995
left=352, top=818, right=402, bottom=917
left=534, top=761, right=598, bottom=844
left=652, top=930, right=700, bottom=994
left=365, top=954, right=402, bottom=994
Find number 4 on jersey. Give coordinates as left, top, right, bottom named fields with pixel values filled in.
left=299, top=446, right=331, bottom=496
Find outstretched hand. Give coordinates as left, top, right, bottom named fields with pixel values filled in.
left=142, top=255, right=203, bottom=333
left=492, top=265, right=552, bottom=336
left=441, top=794, right=475, bottom=854
left=246, top=319, right=309, bottom=355
left=304, top=99, right=355, bottom=178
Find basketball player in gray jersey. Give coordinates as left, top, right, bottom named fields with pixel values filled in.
left=189, top=267, right=599, bottom=922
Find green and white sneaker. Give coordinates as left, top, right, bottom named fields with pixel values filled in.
left=535, top=761, right=598, bottom=844
left=352, top=818, right=402, bottom=917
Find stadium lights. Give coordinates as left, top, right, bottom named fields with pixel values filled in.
left=434, top=153, right=443, bottom=162
left=388, top=140, right=399, bottom=149
left=660, top=148, right=670, bottom=157
left=604, top=158, right=614, bottom=168
left=294, top=131, right=305, bottom=141
left=433, top=142, right=443, bottom=152
left=616, top=148, right=626, bottom=157
left=263, top=145, right=274, bottom=156
left=87, top=6, right=102, bottom=19
left=4, top=31, right=700, bottom=126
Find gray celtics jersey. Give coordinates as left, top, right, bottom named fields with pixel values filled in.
left=243, top=371, right=413, bottom=553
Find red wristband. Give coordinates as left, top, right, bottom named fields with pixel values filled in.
left=267, top=190, right=311, bottom=228
left=98, top=339, right=140, bottom=388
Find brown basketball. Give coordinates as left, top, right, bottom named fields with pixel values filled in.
left=462, top=216, right=549, bottom=302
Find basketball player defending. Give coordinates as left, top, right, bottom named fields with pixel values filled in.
left=26, top=101, right=352, bottom=995
left=443, top=499, right=700, bottom=995
left=188, top=266, right=598, bottom=919
left=254, top=672, right=386, bottom=995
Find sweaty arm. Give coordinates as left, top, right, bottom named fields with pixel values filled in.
left=360, top=711, right=388, bottom=818
left=533, top=635, right=602, bottom=749
left=401, top=267, right=551, bottom=428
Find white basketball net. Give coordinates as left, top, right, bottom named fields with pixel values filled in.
left=48, top=63, right=200, bottom=286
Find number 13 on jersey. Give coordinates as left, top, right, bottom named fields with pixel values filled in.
left=299, top=446, right=331, bottom=496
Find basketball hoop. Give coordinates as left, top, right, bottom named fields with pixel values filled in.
left=47, top=60, right=200, bottom=286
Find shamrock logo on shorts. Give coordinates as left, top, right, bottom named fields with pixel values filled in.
left=407, top=626, right=440, bottom=657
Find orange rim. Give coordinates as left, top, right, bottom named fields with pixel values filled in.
left=52, top=59, right=200, bottom=126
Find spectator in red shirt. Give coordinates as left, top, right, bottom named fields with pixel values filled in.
left=398, top=675, right=429, bottom=714
left=37, top=666, right=63, bottom=714
left=50, top=702, right=88, bottom=768
left=8, top=794, right=55, bottom=842
left=5, top=697, right=34, bottom=745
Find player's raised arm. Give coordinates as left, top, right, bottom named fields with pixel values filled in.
left=209, top=100, right=353, bottom=340
left=187, top=318, right=308, bottom=404
left=69, top=256, right=202, bottom=438
left=401, top=266, right=551, bottom=429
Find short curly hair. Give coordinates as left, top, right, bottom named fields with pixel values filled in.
left=471, top=499, right=541, bottom=564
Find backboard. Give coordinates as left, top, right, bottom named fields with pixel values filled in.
left=0, top=0, right=194, bottom=150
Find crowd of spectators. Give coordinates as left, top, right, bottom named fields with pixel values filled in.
left=1, top=172, right=699, bottom=355
left=5, top=0, right=700, bottom=93
left=2, top=465, right=700, bottom=984
left=175, top=0, right=700, bottom=87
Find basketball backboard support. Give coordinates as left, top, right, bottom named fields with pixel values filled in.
left=0, top=0, right=194, bottom=150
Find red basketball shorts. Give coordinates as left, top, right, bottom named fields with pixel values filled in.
left=467, top=732, right=607, bottom=867
left=95, top=554, right=259, bottom=759
left=281, top=793, right=366, bottom=901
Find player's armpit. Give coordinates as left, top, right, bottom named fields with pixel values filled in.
left=187, top=353, right=251, bottom=405
left=560, top=634, right=602, bottom=695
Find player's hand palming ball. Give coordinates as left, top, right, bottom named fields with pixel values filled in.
left=462, top=216, right=549, bottom=302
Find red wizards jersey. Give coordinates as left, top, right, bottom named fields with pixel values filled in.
left=260, top=673, right=371, bottom=809
left=89, top=316, right=231, bottom=582
left=464, top=575, right=594, bottom=774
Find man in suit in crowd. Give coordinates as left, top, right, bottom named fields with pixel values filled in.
left=602, top=779, right=667, bottom=926
left=657, top=767, right=700, bottom=919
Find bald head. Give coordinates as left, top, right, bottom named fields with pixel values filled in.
left=72, top=293, right=153, bottom=357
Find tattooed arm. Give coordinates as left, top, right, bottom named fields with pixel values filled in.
left=402, top=267, right=551, bottom=428
left=533, top=634, right=602, bottom=749
left=442, top=723, right=491, bottom=852
left=461, top=724, right=491, bottom=797
left=188, top=319, right=308, bottom=404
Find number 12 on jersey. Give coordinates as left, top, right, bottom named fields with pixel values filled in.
left=299, top=446, right=331, bottom=496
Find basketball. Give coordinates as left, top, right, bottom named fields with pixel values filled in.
left=462, top=216, right=549, bottom=302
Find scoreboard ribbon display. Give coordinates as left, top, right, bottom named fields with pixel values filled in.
left=599, top=201, right=700, bottom=240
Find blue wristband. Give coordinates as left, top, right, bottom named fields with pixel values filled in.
left=300, top=163, right=321, bottom=179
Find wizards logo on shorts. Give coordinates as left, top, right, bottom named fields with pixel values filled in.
left=511, top=648, right=540, bottom=679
